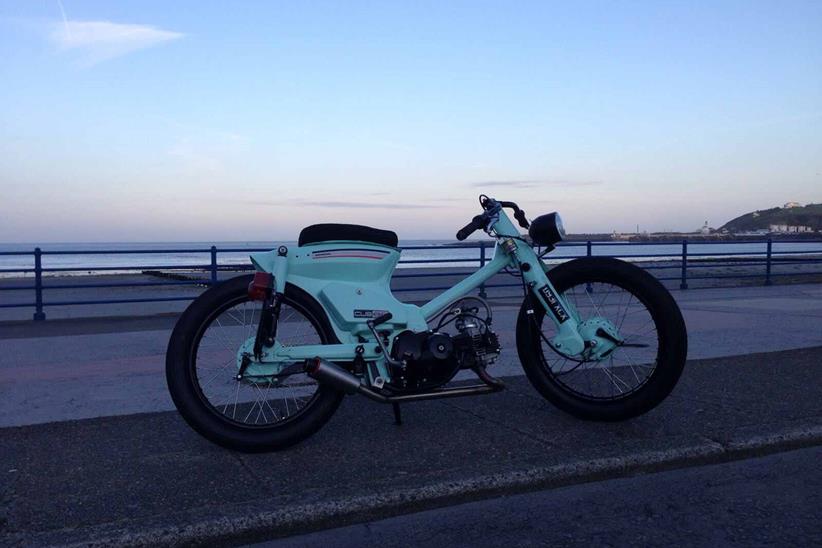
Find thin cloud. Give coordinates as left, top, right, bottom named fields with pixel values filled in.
left=50, top=20, right=183, bottom=66
left=243, top=200, right=443, bottom=210
left=470, top=179, right=603, bottom=188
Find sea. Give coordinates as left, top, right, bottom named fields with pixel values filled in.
left=1, top=240, right=821, bottom=278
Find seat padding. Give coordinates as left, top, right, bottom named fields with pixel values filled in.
left=298, top=223, right=399, bottom=248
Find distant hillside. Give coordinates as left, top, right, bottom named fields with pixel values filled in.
left=721, top=203, right=822, bottom=232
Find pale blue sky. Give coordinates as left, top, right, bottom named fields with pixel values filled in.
left=1, top=0, right=820, bottom=242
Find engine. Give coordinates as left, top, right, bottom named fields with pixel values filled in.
left=451, top=316, right=500, bottom=371
left=388, top=298, right=501, bottom=393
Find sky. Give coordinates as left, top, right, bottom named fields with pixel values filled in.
left=1, top=0, right=820, bottom=243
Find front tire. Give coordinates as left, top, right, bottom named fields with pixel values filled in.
left=517, top=257, right=687, bottom=421
left=166, top=275, right=343, bottom=452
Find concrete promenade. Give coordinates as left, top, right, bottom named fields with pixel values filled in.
left=0, top=282, right=820, bottom=545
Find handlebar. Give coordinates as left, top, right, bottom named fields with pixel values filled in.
left=456, top=197, right=531, bottom=240
left=498, top=201, right=530, bottom=229
left=456, top=214, right=488, bottom=241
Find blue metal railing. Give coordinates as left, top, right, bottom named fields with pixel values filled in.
left=1, top=238, right=821, bottom=320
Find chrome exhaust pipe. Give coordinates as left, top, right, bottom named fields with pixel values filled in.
left=304, top=357, right=364, bottom=395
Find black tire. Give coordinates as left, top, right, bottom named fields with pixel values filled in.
left=166, top=275, right=343, bottom=452
left=516, top=257, right=687, bottom=421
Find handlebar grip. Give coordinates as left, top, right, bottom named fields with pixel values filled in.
left=456, top=215, right=486, bottom=241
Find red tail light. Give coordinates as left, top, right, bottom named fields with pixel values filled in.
left=248, top=272, right=273, bottom=301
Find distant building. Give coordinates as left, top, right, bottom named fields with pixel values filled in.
left=699, top=221, right=714, bottom=235
left=769, top=223, right=813, bottom=233
left=783, top=202, right=802, bottom=209
left=611, top=231, right=633, bottom=241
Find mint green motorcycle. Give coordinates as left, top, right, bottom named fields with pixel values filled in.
left=166, top=196, right=687, bottom=452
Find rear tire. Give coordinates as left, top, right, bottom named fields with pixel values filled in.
left=516, top=257, right=687, bottom=421
left=166, top=275, right=343, bottom=452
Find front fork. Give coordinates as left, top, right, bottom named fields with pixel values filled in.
left=511, top=240, right=622, bottom=360
left=519, top=260, right=587, bottom=356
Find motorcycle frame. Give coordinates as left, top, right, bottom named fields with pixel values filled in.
left=247, top=205, right=588, bottom=382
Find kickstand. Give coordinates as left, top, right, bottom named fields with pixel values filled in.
left=392, top=402, right=402, bottom=426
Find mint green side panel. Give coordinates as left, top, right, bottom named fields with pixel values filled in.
left=250, top=241, right=429, bottom=346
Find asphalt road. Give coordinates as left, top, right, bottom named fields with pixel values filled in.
left=253, top=446, right=822, bottom=548
left=1, top=347, right=820, bottom=546
left=2, top=282, right=821, bottom=427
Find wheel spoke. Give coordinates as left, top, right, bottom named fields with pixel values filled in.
left=193, top=294, right=323, bottom=427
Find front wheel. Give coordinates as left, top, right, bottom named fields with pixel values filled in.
left=516, top=257, right=687, bottom=421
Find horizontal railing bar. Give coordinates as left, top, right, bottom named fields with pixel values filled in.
left=769, top=249, right=822, bottom=255
left=590, top=252, right=685, bottom=258
left=582, top=239, right=822, bottom=245
left=398, top=258, right=480, bottom=264
left=41, top=280, right=211, bottom=290
left=212, top=248, right=279, bottom=253
left=41, top=248, right=216, bottom=255
left=41, top=264, right=213, bottom=272
left=393, top=271, right=475, bottom=279
left=43, top=296, right=197, bottom=306
left=30, top=253, right=822, bottom=270
left=4, top=238, right=820, bottom=252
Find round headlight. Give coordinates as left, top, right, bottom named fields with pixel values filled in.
left=554, top=212, right=566, bottom=239
left=528, top=212, right=565, bottom=246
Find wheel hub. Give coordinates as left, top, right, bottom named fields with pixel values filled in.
left=236, top=338, right=284, bottom=384
left=576, top=317, right=623, bottom=361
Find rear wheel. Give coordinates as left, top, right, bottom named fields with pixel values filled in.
left=166, top=275, right=343, bottom=452
left=516, top=257, right=687, bottom=421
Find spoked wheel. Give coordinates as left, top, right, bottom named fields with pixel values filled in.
left=166, top=275, right=343, bottom=452
left=516, top=257, right=687, bottom=421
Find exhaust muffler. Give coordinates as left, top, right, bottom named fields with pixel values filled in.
left=304, top=357, right=366, bottom=395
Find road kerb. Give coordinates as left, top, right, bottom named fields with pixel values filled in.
left=28, top=422, right=819, bottom=548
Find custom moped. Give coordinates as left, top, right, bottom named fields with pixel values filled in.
left=167, top=196, right=687, bottom=451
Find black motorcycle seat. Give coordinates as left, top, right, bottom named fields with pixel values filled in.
left=298, top=224, right=399, bottom=248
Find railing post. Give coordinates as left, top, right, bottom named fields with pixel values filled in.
left=210, top=246, right=218, bottom=285
left=679, top=240, right=688, bottom=290
left=478, top=242, right=487, bottom=298
left=586, top=240, right=593, bottom=293
left=33, top=247, right=45, bottom=321
left=764, top=238, right=773, bottom=286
